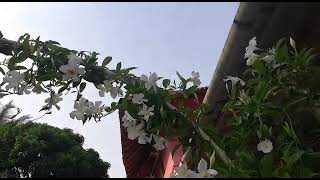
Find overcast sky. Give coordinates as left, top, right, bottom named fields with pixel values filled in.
left=0, top=2, right=238, bottom=177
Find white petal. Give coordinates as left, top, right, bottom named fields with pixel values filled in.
left=207, top=169, right=218, bottom=177
left=77, top=67, right=85, bottom=75
left=145, top=82, right=152, bottom=91
left=140, top=74, right=148, bottom=82
left=73, top=76, right=80, bottom=82
left=95, top=101, right=102, bottom=106
left=76, top=113, right=85, bottom=120
left=198, top=158, right=208, bottom=174
left=149, top=72, right=158, bottom=82
left=62, top=75, right=70, bottom=81
left=59, top=65, right=68, bottom=73
left=70, top=111, right=77, bottom=119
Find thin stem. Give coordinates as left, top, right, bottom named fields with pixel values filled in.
left=284, top=110, right=300, bottom=144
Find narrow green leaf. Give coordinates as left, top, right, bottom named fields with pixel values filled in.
left=171, top=143, right=182, bottom=157
left=260, top=154, right=273, bottom=177
left=58, top=81, right=72, bottom=94
left=12, top=66, right=27, bottom=70
left=126, top=67, right=138, bottom=71
left=275, top=38, right=286, bottom=50
left=72, top=80, right=81, bottom=88
left=0, top=66, right=5, bottom=75
left=116, top=62, right=121, bottom=71
left=76, top=93, right=82, bottom=101
left=162, top=79, right=170, bottom=88
left=176, top=71, right=185, bottom=82
left=8, top=58, right=15, bottom=71
left=47, top=40, right=60, bottom=45
left=79, top=82, right=86, bottom=92
left=102, top=56, right=112, bottom=67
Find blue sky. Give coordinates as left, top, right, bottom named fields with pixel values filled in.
left=0, top=2, right=238, bottom=177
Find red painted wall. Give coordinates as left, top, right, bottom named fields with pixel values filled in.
left=160, top=87, right=208, bottom=178
left=119, top=87, right=208, bottom=178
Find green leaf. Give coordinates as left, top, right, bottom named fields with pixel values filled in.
left=79, top=82, right=86, bottom=92
left=176, top=71, right=185, bottom=82
left=126, top=67, right=138, bottom=71
left=275, top=38, right=286, bottom=50
left=186, top=85, right=197, bottom=96
left=58, top=81, right=72, bottom=94
left=37, top=72, right=57, bottom=81
left=47, top=40, right=60, bottom=45
left=252, top=60, right=267, bottom=75
left=260, top=154, right=273, bottom=177
left=209, top=150, right=216, bottom=169
left=160, top=105, right=166, bottom=119
left=162, top=79, right=170, bottom=88
left=0, top=66, right=5, bottom=75
left=76, top=93, right=82, bottom=101
left=171, top=143, right=182, bottom=156
left=116, top=62, right=121, bottom=71
left=102, top=56, right=112, bottom=67
left=72, top=80, right=81, bottom=88
left=12, top=66, right=27, bottom=70
left=8, top=58, right=16, bottom=71
left=287, top=150, right=304, bottom=168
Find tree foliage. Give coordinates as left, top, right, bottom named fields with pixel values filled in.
left=0, top=121, right=110, bottom=178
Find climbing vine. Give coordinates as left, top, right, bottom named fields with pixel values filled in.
left=0, top=33, right=319, bottom=178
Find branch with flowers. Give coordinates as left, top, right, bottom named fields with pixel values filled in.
left=0, top=32, right=319, bottom=178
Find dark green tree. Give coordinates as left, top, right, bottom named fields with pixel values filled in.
left=0, top=121, right=110, bottom=178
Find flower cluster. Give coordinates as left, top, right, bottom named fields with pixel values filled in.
left=244, top=37, right=276, bottom=66
left=190, top=71, right=201, bottom=86
left=2, top=70, right=33, bottom=95
left=69, top=97, right=104, bottom=121
left=44, top=93, right=63, bottom=110
left=97, top=80, right=123, bottom=99
left=140, top=72, right=159, bottom=91
left=59, top=53, right=85, bottom=82
left=121, top=92, right=168, bottom=151
left=171, top=158, right=218, bottom=178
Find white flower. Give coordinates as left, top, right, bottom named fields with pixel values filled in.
left=261, top=55, right=274, bottom=64
left=198, top=158, right=218, bottom=178
left=3, top=71, right=25, bottom=91
left=137, top=104, right=155, bottom=122
left=246, top=52, right=260, bottom=66
left=138, top=132, right=152, bottom=144
left=269, top=48, right=275, bottom=54
left=152, top=135, right=168, bottom=151
left=59, top=53, right=85, bottom=82
left=140, top=72, right=158, bottom=91
left=110, top=86, right=122, bottom=99
left=191, top=71, right=201, bottom=86
left=44, top=93, right=63, bottom=110
left=223, top=76, right=245, bottom=87
left=171, top=162, right=199, bottom=178
left=121, top=111, right=137, bottom=128
left=257, top=139, right=273, bottom=153
left=17, top=83, right=33, bottom=95
left=132, top=93, right=148, bottom=104
left=127, top=123, right=144, bottom=140
left=97, top=80, right=121, bottom=99
left=69, top=98, right=93, bottom=121
left=67, top=53, right=82, bottom=64
left=245, top=37, right=258, bottom=59
left=97, top=80, right=112, bottom=97
left=32, top=81, right=47, bottom=94
left=88, top=101, right=103, bottom=114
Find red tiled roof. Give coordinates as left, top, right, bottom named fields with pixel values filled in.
left=119, top=87, right=208, bottom=178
